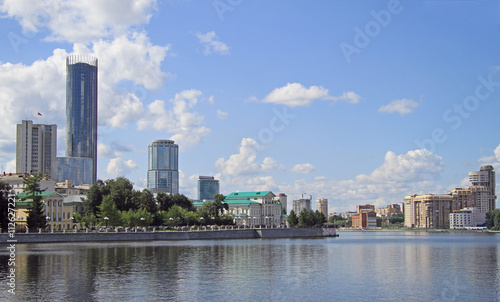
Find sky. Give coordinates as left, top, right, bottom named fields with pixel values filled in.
left=1, top=0, right=500, bottom=213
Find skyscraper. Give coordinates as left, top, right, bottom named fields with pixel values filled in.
left=16, top=120, right=57, bottom=179
left=469, top=165, right=496, bottom=213
left=197, top=176, right=219, bottom=200
left=65, top=55, right=98, bottom=184
left=147, top=140, right=179, bottom=194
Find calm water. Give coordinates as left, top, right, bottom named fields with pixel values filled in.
left=1, top=231, right=499, bottom=301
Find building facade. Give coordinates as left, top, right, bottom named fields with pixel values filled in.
left=352, top=212, right=378, bottom=228
left=197, top=176, right=219, bottom=200
left=57, top=157, right=93, bottom=186
left=65, top=55, right=98, bottom=184
left=274, top=193, right=287, bottom=214
left=293, top=194, right=311, bottom=214
left=147, top=140, right=179, bottom=194
left=404, top=194, right=457, bottom=228
left=16, top=120, right=57, bottom=180
left=469, top=165, right=496, bottom=213
left=316, top=198, right=328, bottom=215
left=449, top=208, right=486, bottom=229
left=193, top=191, right=284, bottom=227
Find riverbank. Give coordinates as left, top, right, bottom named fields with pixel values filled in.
left=0, top=227, right=338, bottom=244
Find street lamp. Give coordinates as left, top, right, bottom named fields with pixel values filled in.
left=265, top=216, right=269, bottom=228
left=46, top=216, right=51, bottom=232
left=104, top=217, right=109, bottom=230
left=70, top=216, right=75, bottom=231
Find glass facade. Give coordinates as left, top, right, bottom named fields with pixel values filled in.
left=198, top=176, right=219, bottom=200
left=147, top=140, right=179, bottom=194
left=66, top=55, right=98, bottom=184
left=57, top=157, right=93, bottom=185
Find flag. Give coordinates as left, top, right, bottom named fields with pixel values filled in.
left=38, top=112, right=42, bottom=116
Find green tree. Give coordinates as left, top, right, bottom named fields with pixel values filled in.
left=139, top=189, right=157, bottom=213
left=314, top=210, right=327, bottom=225
left=23, top=173, right=47, bottom=231
left=165, top=205, right=187, bottom=226
left=287, top=210, right=299, bottom=227
left=84, top=180, right=105, bottom=216
left=486, top=210, right=499, bottom=229
left=0, top=181, right=11, bottom=232
left=298, top=209, right=314, bottom=227
left=389, top=212, right=405, bottom=224
left=196, top=201, right=217, bottom=223
left=98, top=195, right=121, bottom=227
left=172, top=193, right=193, bottom=211
left=82, top=213, right=98, bottom=229
left=213, top=194, right=228, bottom=217
left=72, top=212, right=83, bottom=229
left=157, top=192, right=174, bottom=212
left=106, top=177, right=136, bottom=211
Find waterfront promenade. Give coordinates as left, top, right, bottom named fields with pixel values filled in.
left=0, top=227, right=338, bottom=244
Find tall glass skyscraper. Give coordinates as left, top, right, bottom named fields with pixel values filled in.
left=65, top=55, right=98, bottom=184
left=148, top=140, right=179, bottom=194
left=197, top=176, right=219, bottom=200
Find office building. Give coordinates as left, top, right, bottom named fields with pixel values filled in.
left=198, top=176, right=219, bottom=200
left=16, top=120, right=57, bottom=179
left=469, top=165, right=496, bottom=212
left=65, top=55, right=98, bottom=184
left=147, top=140, right=179, bottom=194
left=57, top=157, right=93, bottom=186
left=316, top=198, right=328, bottom=215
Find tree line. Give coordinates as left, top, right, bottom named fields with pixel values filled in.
left=287, top=209, right=327, bottom=227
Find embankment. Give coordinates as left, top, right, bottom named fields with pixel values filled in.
left=0, top=227, right=338, bottom=244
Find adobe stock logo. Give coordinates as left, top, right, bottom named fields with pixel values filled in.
left=415, top=72, right=500, bottom=153
left=339, top=0, right=403, bottom=63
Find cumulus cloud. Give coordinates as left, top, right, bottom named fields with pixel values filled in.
left=137, top=89, right=211, bottom=149
left=260, top=83, right=360, bottom=107
left=215, top=138, right=278, bottom=176
left=478, top=143, right=500, bottom=171
left=106, top=157, right=138, bottom=177
left=0, top=0, right=158, bottom=43
left=196, top=31, right=230, bottom=55
left=217, top=109, right=228, bottom=120
left=290, top=163, right=316, bottom=174
left=378, top=99, right=420, bottom=116
left=279, top=149, right=445, bottom=213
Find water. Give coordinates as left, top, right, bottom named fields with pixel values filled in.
left=1, top=231, right=499, bottom=301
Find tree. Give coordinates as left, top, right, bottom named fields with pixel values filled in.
left=314, top=210, right=327, bottom=226
left=486, top=210, right=499, bottom=229
left=157, top=192, right=174, bottom=212
left=0, top=181, right=11, bottom=232
left=298, top=209, right=314, bottom=227
left=287, top=210, right=298, bottom=227
left=72, top=212, right=83, bottom=229
left=105, top=177, right=136, bottom=211
left=23, top=173, right=47, bottom=231
left=197, top=201, right=217, bottom=223
left=172, top=193, right=193, bottom=211
left=389, top=213, right=404, bottom=224
left=139, top=189, right=157, bottom=213
left=98, top=195, right=121, bottom=227
left=213, top=194, right=228, bottom=217
left=84, top=180, right=105, bottom=216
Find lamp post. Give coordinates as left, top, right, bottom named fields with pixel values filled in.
left=46, top=216, right=51, bottom=233
left=104, top=216, right=109, bottom=231
left=265, top=216, right=269, bottom=228
left=70, top=216, right=75, bottom=232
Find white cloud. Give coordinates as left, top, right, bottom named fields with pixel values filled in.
left=279, top=149, right=444, bottom=213
left=217, top=109, right=228, bottom=120
left=261, top=83, right=361, bottom=107
left=378, top=99, right=420, bottom=116
left=106, top=157, right=138, bottom=177
left=0, top=0, right=158, bottom=43
left=290, top=163, right=316, bottom=174
left=196, top=31, right=229, bottom=55
left=215, top=138, right=278, bottom=176
left=137, top=89, right=211, bottom=149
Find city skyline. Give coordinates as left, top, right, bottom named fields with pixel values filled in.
left=1, top=1, right=500, bottom=212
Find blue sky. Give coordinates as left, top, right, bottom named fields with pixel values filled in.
left=1, top=0, right=500, bottom=213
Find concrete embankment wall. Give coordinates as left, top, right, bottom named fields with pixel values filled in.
left=0, top=228, right=334, bottom=244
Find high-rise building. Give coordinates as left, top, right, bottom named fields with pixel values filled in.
left=274, top=193, right=287, bottom=214
left=469, top=165, right=496, bottom=212
left=16, top=120, right=57, bottom=179
left=147, top=140, right=179, bottom=194
left=197, top=176, right=219, bottom=200
left=292, top=194, right=311, bottom=214
left=316, top=198, right=328, bottom=215
left=56, top=157, right=93, bottom=185
left=65, top=55, right=98, bottom=184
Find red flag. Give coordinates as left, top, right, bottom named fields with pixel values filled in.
left=38, top=112, right=42, bottom=116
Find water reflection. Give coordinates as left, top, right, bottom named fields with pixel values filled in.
left=0, top=233, right=499, bottom=301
